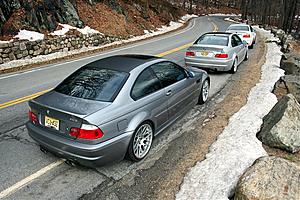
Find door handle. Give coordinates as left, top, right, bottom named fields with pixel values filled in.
left=166, top=90, right=172, bottom=96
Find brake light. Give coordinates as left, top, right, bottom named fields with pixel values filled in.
left=186, top=51, right=195, bottom=57
left=70, top=124, right=104, bottom=140
left=28, top=111, right=38, bottom=124
left=215, top=53, right=228, bottom=58
left=243, top=34, right=251, bottom=38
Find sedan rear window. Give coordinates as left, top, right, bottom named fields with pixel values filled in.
left=227, top=26, right=250, bottom=31
left=55, top=67, right=129, bottom=102
left=196, top=35, right=229, bottom=46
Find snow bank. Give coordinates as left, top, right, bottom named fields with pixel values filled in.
left=14, top=30, right=44, bottom=41
left=176, top=28, right=285, bottom=200
left=208, top=13, right=241, bottom=17
left=50, top=24, right=102, bottom=36
left=224, top=17, right=239, bottom=23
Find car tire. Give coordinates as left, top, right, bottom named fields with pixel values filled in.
left=127, top=122, right=154, bottom=162
left=244, top=51, right=248, bottom=61
left=249, top=43, right=254, bottom=49
left=198, top=79, right=210, bottom=104
left=230, top=58, right=238, bottom=74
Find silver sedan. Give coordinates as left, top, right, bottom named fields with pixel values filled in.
left=26, top=55, right=210, bottom=167
left=185, top=32, right=248, bottom=73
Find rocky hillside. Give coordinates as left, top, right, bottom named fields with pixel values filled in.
left=0, top=0, right=184, bottom=40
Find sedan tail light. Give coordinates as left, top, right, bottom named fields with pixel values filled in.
left=186, top=51, right=195, bottom=57
left=215, top=53, right=229, bottom=58
left=28, top=111, right=38, bottom=124
left=243, top=34, right=251, bottom=38
left=70, top=124, right=104, bottom=140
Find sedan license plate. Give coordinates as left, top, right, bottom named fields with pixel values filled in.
left=196, top=51, right=213, bottom=57
left=45, top=116, right=60, bottom=130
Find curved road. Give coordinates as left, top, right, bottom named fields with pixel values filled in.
left=0, top=16, right=241, bottom=199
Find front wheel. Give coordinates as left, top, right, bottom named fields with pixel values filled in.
left=244, top=51, right=248, bottom=61
left=230, top=58, right=238, bottom=74
left=198, top=79, right=210, bottom=104
left=127, top=122, right=154, bottom=162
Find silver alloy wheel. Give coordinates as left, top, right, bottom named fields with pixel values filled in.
left=133, top=124, right=153, bottom=159
left=233, top=58, right=238, bottom=72
left=202, top=80, right=209, bottom=102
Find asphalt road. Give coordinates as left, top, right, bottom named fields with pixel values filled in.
left=0, top=16, right=242, bottom=199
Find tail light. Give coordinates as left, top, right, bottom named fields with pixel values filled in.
left=243, top=34, right=251, bottom=38
left=28, top=111, right=38, bottom=124
left=186, top=51, right=195, bottom=57
left=70, top=124, right=104, bottom=140
left=215, top=53, right=228, bottom=58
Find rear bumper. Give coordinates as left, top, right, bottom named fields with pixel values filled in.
left=26, top=122, right=133, bottom=167
left=185, top=57, right=234, bottom=71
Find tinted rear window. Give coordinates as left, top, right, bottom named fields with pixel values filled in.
left=55, top=67, right=128, bottom=102
left=227, top=26, right=250, bottom=31
left=195, top=35, right=229, bottom=46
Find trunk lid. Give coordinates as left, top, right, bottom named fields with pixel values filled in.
left=29, top=90, right=111, bottom=139
left=188, top=44, right=225, bottom=59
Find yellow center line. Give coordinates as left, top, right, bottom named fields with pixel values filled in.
left=0, top=20, right=219, bottom=110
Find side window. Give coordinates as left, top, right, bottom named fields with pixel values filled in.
left=231, top=36, right=238, bottom=47
left=131, top=68, right=162, bottom=100
left=234, top=35, right=243, bottom=45
left=151, top=62, right=187, bottom=88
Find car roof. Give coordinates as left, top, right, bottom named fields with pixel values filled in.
left=85, top=54, right=160, bottom=73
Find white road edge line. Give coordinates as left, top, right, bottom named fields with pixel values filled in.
left=0, top=159, right=64, bottom=199
left=0, top=18, right=197, bottom=81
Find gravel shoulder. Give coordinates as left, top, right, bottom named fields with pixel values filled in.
left=81, top=30, right=267, bottom=200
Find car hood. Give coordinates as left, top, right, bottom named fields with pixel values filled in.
left=31, top=90, right=111, bottom=117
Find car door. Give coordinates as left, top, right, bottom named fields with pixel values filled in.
left=232, top=35, right=244, bottom=64
left=131, top=67, right=169, bottom=131
left=151, top=61, right=195, bottom=121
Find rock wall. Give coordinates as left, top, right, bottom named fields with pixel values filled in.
left=0, top=33, right=120, bottom=64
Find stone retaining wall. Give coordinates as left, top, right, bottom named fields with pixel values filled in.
left=0, top=33, right=121, bottom=64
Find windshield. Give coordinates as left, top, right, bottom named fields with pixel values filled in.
left=195, top=35, right=229, bottom=46
left=55, top=67, right=129, bottom=102
left=227, top=26, right=250, bottom=31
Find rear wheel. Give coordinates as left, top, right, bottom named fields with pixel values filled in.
left=127, top=122, right=154, bottom=162
left=249, top=42, right=254, bottom=49
left=198, top=79, right=210, bottom=104
left=230, top=58, right=238, bottom=74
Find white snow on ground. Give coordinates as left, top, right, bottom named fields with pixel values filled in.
left=176, top=27, right=285, bottom=200
left=208, top=13, right=241, bottom=17
left=224, top=17, right=239, bottom=23
left=14, top=30, right=44, bottom=41
left=50, top=23, right=102, bottom=36
left=0, top=14, right=197, bottom=71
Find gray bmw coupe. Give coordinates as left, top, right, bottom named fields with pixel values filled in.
left=26, top=55, right=210, bottom=167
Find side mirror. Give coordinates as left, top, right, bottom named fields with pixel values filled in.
left=187, top=69, right=194, bottom=78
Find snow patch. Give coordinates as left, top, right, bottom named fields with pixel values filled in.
left=50, top=24, right=102, bottom=36
left=224, top=17, right=239, bottom=23
left=176, top=28, right=285, bottom=200
left=14, top=30, right=44, bottom=41
left=208, top=13, right=241, bottom=17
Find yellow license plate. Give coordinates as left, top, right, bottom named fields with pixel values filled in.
left=45, top=116, right=60, bottom=130
left=201, top=51, right=209, bottom=56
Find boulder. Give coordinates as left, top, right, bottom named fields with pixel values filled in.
left=257, top=94, right=300, bottom=153
left=235, top=156, right=300, bottom=200
left=280, top=53, right=300, bottom=76
left=283, top=75, right=300, bottom=102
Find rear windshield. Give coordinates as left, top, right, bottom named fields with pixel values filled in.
left=195, top=35, right=229, bottom=46
left=227, top=26, right=249, bottom=31
left=55, top=67, right=129, bottom=102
